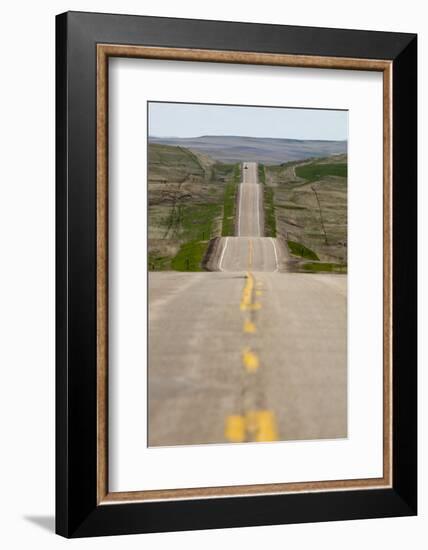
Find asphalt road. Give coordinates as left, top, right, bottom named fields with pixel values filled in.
left=219, top=236, right=280, bottom=273
left=238, top=161, right=262, bottom=236
left=220, top=161, right=283, bottom=272
left=148, top=162, right=347, bottom=446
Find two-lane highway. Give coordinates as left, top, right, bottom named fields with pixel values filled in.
left=148, top=162, right=347, bottom=446
left=219, top=237, right=279, bottom=272
left=219, top=161, right=283, bottom=272
left=237, top=162, right=262, bottom=236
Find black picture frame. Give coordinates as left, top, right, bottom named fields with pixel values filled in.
left=56, top=11, right=417, bottom=538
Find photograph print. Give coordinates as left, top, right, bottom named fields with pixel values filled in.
left=147, top=101, right=348, bottom=447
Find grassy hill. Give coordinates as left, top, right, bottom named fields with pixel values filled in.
left=262, top=154, right=347, bottom=272
left=148, top=144, right=238, bottom=271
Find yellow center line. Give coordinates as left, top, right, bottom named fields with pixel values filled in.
left=242, top=348, right=259, bottom=372
left=249, top=410, right=278, bottom=442
left=243, top=319, right=257, bottom=333
left=240, top=272, right=261, bottom=311
left=248, top=239, right=254, bottom=269
left=224, top=415, right=245, bottom=443
left=226, top=215, right=279, bottom=444
left=240, top=272, right=254, bottom=310
left=225, top=410, right=278, bottom=443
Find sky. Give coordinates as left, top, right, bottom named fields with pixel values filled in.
left=148, top=102, right=348, bottom=141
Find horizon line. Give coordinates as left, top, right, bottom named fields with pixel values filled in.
left=148, top=134, right=348, bottom=142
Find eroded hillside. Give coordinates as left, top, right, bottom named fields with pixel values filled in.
left=262, top=154, right=347, bottom=272
left=148, top=144, right=239, bottom=270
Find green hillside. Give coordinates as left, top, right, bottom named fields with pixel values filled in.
left=148, top=144, right=237, bottom=271
left=264, top=154, right=348, bottom=272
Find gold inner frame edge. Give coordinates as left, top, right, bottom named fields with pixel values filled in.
left=96, top=44, right=393, bottom=504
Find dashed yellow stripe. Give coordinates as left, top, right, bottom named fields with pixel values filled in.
left=243, top=319, right=257, bottom=333
left=242, top=348, right=259, bottom=372
left=250, top=410, right=278, bottom=442
left=225, top=410, right=278, bottom=443
left=227, top=251, right=279, bottom=444
left=240, top=272, right=253, bottom=310
left=248, top=239, right=254, bottom=269
left=224, top=415, right=246, bottom=443
left=240, top=272, right=261, bottom=311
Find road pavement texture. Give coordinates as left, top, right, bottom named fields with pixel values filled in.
left=149, top=162, right=347, bottom=446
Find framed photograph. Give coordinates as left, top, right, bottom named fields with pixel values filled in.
left=56, top=11, right=417, bottom=537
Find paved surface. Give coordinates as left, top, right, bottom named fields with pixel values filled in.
left=219, top=236, right=280, bottom=273
left=219, top=161, right=282, bottom=272
left=148, top=162, right=347, bottom=446
left=238, top=162, right=262, bottom=236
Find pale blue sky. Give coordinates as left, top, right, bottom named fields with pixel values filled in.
left=149, top=102, right=348, bottom=141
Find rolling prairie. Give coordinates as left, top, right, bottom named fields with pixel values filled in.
left=148, top=140, right=347, bottom=273
left=149, top=135, right=347, bottom=164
